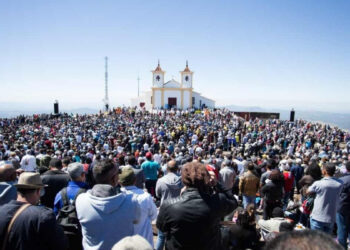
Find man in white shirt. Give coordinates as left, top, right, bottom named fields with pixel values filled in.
left=233, top=156, right=244, bottom=176
left=119, top=166, right=157, bottom=248
left=219, top=160, right=236, bottom=191
left=76, top=134, right=82, bottom=144
left=153, top=152, right=162, bottom=164
left=20, top=149, right=36, bottom=172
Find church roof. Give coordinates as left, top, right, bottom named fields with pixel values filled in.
left=192, top=91, right=216, bottom=102
left=164, top=79, right=181, bottom=88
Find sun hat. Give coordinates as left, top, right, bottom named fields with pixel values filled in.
left=15, top=172, right=46, bottom=189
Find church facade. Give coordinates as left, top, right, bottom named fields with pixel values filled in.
left=131, top=62, right=215, bottom=110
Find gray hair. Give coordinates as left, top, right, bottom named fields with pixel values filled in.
left=67, top=162, right=84, bottom=181
left=112, top=235, right=152, bottom=250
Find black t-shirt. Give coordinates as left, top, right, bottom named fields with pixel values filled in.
left=0, top=200, right=68, bottom=250
left=41, top=170, right=70, bottom=208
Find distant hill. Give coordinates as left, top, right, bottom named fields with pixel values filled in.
left=0, top=108, right=99, bottom=118
left=224, top=105, right=350, bottom=131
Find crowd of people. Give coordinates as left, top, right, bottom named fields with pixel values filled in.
left=0, top=107, right=349, bottom=250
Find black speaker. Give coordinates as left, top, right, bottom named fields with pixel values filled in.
left=54, top=101, right=59, bottom=114
left=290, top=109, right=295, bottom=122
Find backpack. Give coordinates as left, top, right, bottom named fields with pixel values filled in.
left=301, top=196, right=314, bottom=215
left=57, top=187, right=85, bottom=250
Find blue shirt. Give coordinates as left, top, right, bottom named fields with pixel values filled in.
left=54, top=181, right=89, bottom=215
left=141, top=160, right=160, bottom=180
left=291, top=165, right=304, bottom=181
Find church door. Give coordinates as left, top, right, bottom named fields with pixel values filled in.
left=168, top=98, right=177, bottom=108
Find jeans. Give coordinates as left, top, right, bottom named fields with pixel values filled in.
left=336, top=212, right=350, bottom=249
left=155, top=229, right=165, bottom=250
left=243, top=195, right=256, bottom=209
left=310, top=218, right=334, bottom=234
left=299, top=213, right=310, bottom=228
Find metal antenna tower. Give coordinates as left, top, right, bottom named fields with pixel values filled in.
left=103, top=56, right=109, bottom=111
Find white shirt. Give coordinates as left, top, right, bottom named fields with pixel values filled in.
left=76, top=135, right=82, bottom=143
left=195, top=146, right=203, bottom=154
left=233, top=159, right=245, bottom=176
left=120, top=186, right=157, bottom=247
left=20, top=154, right=36, bottom=172
left=153, top=153, right=162, bottom=164
left=117, top=146, right=124, bottom=153
left=258, top=217, right=289, bottom=233
left=36, top=153, right=45, bottom=160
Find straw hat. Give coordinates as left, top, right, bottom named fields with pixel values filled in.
left=15, top=172, right=46, bottom=189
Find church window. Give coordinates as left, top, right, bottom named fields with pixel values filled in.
left=192, top=97, right=195, bottom=105
left=156, top=75, right=160, bottom=81
left=185, top=76, right=189, bottom=82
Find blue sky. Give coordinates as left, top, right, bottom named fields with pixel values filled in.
left=0, top=0, right=349, bottom=112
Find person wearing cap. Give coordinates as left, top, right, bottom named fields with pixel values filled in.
left=0, top=172, right=68, bottom=250
left=126, top=156, right=145, bottom=189
left=53, top=162, right=89, bottom=215
left=38, top=155, right=52, bottom=174
left=40, top=158, right=70, bottom=208
left=119, top=166, right=157, bottom=248
left=141, top=152, right=162, bottom=197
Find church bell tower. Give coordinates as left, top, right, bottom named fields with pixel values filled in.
left=152, top=60, right=165, bottom=87
left=180, top=60, right=193, bottom=88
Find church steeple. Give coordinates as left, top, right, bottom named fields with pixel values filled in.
left=183, top=60, right=191, bottom=72
left=180, top=60, right=193, bottom=88
left=152, top=60, right=165, bottom=87
left=154, top=59, right=163, bottom=72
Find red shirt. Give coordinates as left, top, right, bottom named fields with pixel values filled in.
left=283, top=171, right=295, bottom=193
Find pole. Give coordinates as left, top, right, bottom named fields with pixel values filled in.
left=104, top=56, right=109, bottom=111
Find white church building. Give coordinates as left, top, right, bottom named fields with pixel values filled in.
left=131, top=61, right=215, bottom=110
